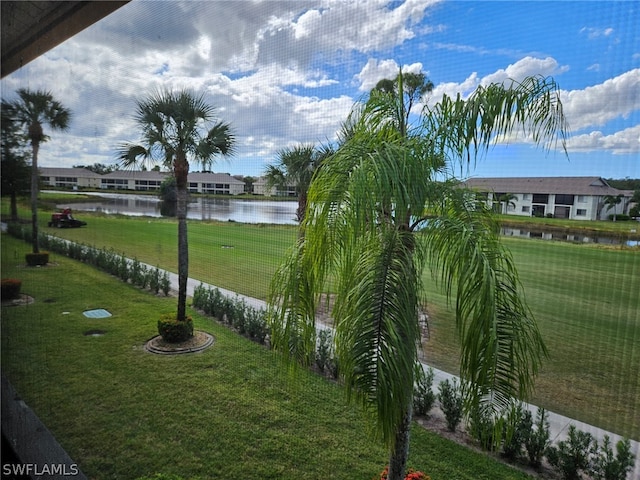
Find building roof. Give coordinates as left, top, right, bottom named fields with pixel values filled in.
left=101, top=170, right=169, bottom=180
left=187, top=172, right=244, bottom=184
left=39, top=167, right=102, bottom=179
left=462, top=176, right=629, bottom=196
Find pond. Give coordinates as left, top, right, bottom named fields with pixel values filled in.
left=501, top=227, right=639, bottom=247
left=53, top=192, right=298, bottom=225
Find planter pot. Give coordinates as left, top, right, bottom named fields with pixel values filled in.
left=157, top=314, right=194, bottom=343
left=1, top=279, right=22, bottom=300
left=25, top=252, right=49, bottom=266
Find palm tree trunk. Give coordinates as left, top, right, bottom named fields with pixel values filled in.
left=175, top=154, right=189, bottom=323
left=30, top=140, right=40, bottom=253
left=387, top=403, right=413, bottom=480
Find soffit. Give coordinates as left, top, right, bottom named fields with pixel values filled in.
left=1, top=1, right=129, bottom=78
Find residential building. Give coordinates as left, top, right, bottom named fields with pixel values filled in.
left=253, top=177, right=297, bottom=196
left=39, top=168, right=244, bottom=195
left=463, top=176, right=633, bottom=221
left=39, top=167, right=103, bottom=189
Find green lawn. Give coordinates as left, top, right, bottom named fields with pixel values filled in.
left=3, top=203, right=640, bottom=439
left=1, top=235, right=533, bottom=480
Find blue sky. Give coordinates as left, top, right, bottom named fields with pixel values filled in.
left=1, top=0, right=638, bottom=180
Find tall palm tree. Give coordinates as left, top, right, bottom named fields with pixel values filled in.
left=264, top=144, right=329, bottom=223
left=117, top=89, right=235, bottom=322
left=269, top=73, right=567, bottom=480
left=1, top=100, right=31, bottom=222
left=8, top=89, right=71, bottom=253
left=603, top=194, right=623, bottom=221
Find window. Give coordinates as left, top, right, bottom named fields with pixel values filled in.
left=576, top=209, right=587, bottom=216
left=577, top=195, right=586, bottom=203
left=555, top=194, right=575, bottom=205
left=532, top=194, right=549, bottom=204
left=522, top=206, right=530, bottom=213
left=522, top=194, right=530, bottom=201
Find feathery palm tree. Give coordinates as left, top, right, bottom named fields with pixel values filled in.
left=7, top=89, right=71, bottom=253
left=269, top=72, right=567, bottom=480
left=264, top=144, right=329, bottom=223
left=117, top=89, right=235, bottom=322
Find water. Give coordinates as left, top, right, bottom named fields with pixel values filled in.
left=501, top=227, right=639, bottom=247
left=53, top=192, right=298, bottom=225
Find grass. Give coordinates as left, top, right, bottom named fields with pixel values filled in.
left=1, top=234, right=533, bottom=480
left=3, top=202, right=640, bottom=439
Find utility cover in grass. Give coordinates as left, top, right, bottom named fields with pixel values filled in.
left=83, top=309, right=112, bottom=318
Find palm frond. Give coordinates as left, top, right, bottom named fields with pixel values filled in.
left=423, top=193, right=547, bottom=415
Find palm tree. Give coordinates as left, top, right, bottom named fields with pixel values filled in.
left=269, top=73, right=567, bottom=480
left=1, top=100, right=31, bottom=222
left=497, top=193, right=518, bottom=214
left=7, top=89, right=71, bottom=254
left=264, top=144, right=329, bottom=223
left=117, top=89, right=235, bottom=323
left=603, top=194, right=623, bottom=221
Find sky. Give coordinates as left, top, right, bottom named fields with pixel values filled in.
left=1, top=0, right=639, bottom=180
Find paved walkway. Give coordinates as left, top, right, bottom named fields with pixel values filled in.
left=163, top=268, right=639, bottom=478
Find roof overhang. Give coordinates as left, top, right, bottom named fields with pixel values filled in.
left=1, top=1, right=129, bottom=78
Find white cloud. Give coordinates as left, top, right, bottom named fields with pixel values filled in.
left=566, top=125, right=640, bottom=154
left=355, top=58, right=425, bottom=91
left=560, top=69, right=640, bottom=131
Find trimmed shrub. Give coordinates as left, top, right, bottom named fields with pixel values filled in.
left=546, top=425, right=595, bottom=480
left=524, top=408, right=551, bottom=468
left=25, top=251, right=49, bottom=266
left=1, top=278, right=22, bottom=300
left=157, top=314, right=194, bottom=343
left=413, top=367, right=436, bottom=417
left=592, top=436, right=635, bottom=480
left=438, top=378, right=463, bottom=432
left=315, top=328, right=334, bottom=373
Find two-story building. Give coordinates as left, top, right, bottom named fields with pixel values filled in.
left=39, top=168, right=244, bottom=195
left=463, top=176, right=633, bottom=221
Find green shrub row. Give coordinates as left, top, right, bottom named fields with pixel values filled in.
left=6, top=223, right=170, bottom=296
left=192, top=283, right=268, bottom=344
left=430, top=378, right=636, bottom=479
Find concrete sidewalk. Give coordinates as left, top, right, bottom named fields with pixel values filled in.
left=168, top=268, right=639, bottom=478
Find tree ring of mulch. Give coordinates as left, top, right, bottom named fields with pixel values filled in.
left=1, top=294, right=35, bottom=307
left=144, top=330, right=214, bottom=355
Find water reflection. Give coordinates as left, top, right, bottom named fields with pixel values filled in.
left=501, top=227, right=639, bottom=247
left=56, top=192, right=298, bottom=225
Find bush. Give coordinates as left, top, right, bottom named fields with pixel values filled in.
left=546, top=425, right=595, bottom=480
left=468, top=404, right=500, bottom=452
left=501, top=403, right=530, bottom=460
left=438, top=378, right=463, bottom=432
left=1, top=278, right=22, bottom=300
left=157, top=314, right=194, bottom=343
left=592, top=436, right=635, bottom=480
left=315, top=328, right=334, bottom=373
left=524, top=408, right=551, bottom=468
left=413, top=367, right=436, bottom=417
left=608, top=214, right=631, bottom=221
left=25, top=251, right=49, bottom=266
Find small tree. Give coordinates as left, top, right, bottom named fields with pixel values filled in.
left=604, top=194, right=623, bottom=221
